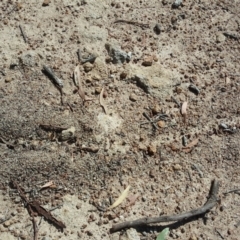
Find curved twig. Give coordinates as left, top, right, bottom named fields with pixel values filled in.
left=110, top=179, right=219, bottom=233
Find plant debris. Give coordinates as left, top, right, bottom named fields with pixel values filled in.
left=108, top=185, right=131, bottom=210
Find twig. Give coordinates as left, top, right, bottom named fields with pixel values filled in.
left=11, top=181, right=66, bottom=232
left=42, top=65, right=63, bottom=89
left=110, top=179, right=219, bottom=232
left=223, top=32, right=239, bottom=40
left=11, top=181, right=38, bottom=239
left=29, top=208, right=39, bottom=240
left=142, top=112, right=158, bottom=130
left=113, top=19, right=150, bottom=29
left=19, top=25, right=28, bottom=43
left=77, top=49, right=82, bottom=62
left=215, top=228, right=224, bottom=239
left=192, top=163, right=203, bottom=178
left=223, top=188, right=240, bottom=195
left=0, top=69, right=6, bottom=76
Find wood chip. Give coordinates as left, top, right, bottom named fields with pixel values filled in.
left=181, top=101, right=188, bottom=124
left=100, top=87, right=108, bottom=114
left=40, top=181, right=54, bottom=189
left=181, top=101, right=188, bottom=115
left=108, top=185, right=131, bottom=210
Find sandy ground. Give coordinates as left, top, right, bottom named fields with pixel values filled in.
left=0, top=0, right=240, bottom=239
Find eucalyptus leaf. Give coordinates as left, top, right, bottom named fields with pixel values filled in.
left=156, top=228, right=169, bottom=240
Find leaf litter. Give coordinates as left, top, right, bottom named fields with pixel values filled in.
left=108, top=185, right=131, bottom=210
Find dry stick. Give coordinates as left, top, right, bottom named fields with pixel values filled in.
left=42, top=65, right=63, bottom=89
left=42, top=65, right=64, bottom=104
left=77, top=49, right=82, bottom=62
left=29, top=208, right=39, bottom=240
left=110, top=179, right=219, bottom=233
left=11, top=181, right=39, bottom=240
left=223, top=188, right=240, bottom=195
left=19, top=25, right=28, bottom=43
left=142, top=112, right=158, bottom=130
left=114, top=19, right=150, bottom=29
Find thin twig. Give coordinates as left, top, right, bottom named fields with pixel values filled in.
left=110, top=179, right=219, bottom=232
left=215, top=228, right=224, bottom=239
left=29, top=208, right=38, bottom=240
left=223, top=188, right=240, bottom=195
left=19, top=25, right=28, bottom=43
left=114, top=19, right=150, bottom=29
left=42, top=65, right=63, bottom=89
left=142, top=112, right=158, bottom=130
left=77, top=49, right=82, bottom=62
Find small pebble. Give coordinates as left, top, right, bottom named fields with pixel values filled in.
left=5, top=77, right=14, bottom=83
left=149, top=170, right=156, bottom=178
left=95, top=87, right=101, bottom=94
left=173, top=164, right=182, bottom=171
left=188, top=84, right=200, bottom=95
left=76, top=203, right=82, bottom=209
left=129, top=93, right=137, bottom=102
left=42, top=0, right=51, bottom=7
left=142, top=56, right=153, bottom=66
left=14, top=197, right=21, bottom=203
left=157, top=120, right=165, bottom=128
left=189, top=235, right=197, bottom=240
left=42, top=237, right=51, bottom=240
left=216, top=32, right=226, bottom=43
left=147, top=144, right=156, bottom=155
left=83, top=62, right=93, bottom=72
left=120, top=71, right=127, bottom=79
left=153, top=24, right=161, bottom=35
left=3, top=220, right=12, bottom=227
left=152, top=104, right=161, bottom=114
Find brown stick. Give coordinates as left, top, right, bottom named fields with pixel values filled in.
left=29, top=206, right=39, bottom=240
left=110, top=179, right=219, bottom=233
left=11, top=181, right=66, bottom=231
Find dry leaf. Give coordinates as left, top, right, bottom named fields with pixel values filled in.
left=181, top=101, right=188, bottom=115
left=100, top=87, right=108, bottom=114
left=108, top=185, right=131, bottom=210
left=40, top=181, right=54, bottom=189
left=74, top=65, right=85, bottom=101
